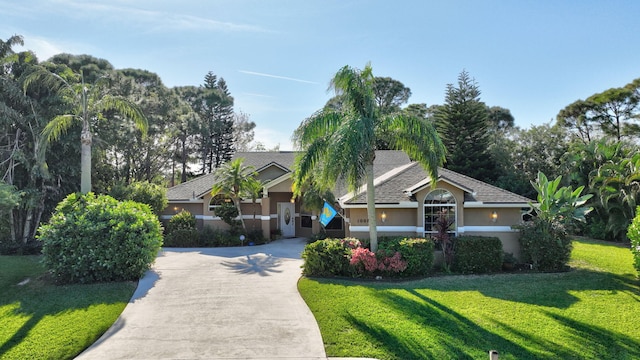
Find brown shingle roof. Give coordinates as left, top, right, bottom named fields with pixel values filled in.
left=167, top=150, right=532, bottom=205
left=166, top=172, right=216, bottom=201
left=342, top=159, right=533, bottom=205
left=166, top=152, right=298, bottom=201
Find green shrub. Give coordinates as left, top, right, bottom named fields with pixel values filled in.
left=164, top=229, right=200, bottom=247
left=626, top=207, right=640, bottom=276
left=581, top=215, right=607, bottom=240
left=199, top=226, right=242, bottom=247
left=379, top=237, right=434, bottom=277
left=166, top=210, right=196, bottom=234
left=215, top=202, right=242, bottom=234
left=38, top=192, right=163, bottom=284
left=519, top=218, right=571, bottom=272
left=301, top=238, right=353, bottom=277
left=453, top=236, right=503, bottom=274
left=109, top=181, right=168, bottom=215
left=246, top=229, right=267, bottom=245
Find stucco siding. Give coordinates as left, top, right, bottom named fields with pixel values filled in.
left=464, top=208, right=522, bottom=227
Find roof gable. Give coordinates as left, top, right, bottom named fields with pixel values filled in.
left=341, top=162, right=533, bottom=206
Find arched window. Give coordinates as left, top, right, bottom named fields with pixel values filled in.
left=424, top=189, right=456, bottom=237
left=209, top=194, right=232, bottom=212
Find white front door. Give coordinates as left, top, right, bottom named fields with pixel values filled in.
left=279, top=202, right=295, bottom=238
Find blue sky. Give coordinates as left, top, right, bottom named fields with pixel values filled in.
left=2, top=0, right=639, bottom=150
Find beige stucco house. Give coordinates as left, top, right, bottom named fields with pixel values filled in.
left=161, top=151, right=533, bottom=257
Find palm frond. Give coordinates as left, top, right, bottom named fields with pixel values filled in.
left=98, top=95, right=148, bottom=136
left=41, top=114, right=77, bottom=142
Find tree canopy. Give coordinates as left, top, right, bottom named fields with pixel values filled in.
left=293, top=63, right=445, bottom=251
left=435, top=70, right=497, bottom=184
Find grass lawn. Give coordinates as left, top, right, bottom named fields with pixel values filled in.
left=0, top=255, right=136, bottom=360
left=299, top=238, right=640, bottom=360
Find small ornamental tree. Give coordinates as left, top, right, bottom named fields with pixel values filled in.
left=626, top=206, right=640, bottom=276
left=38, top=192, right=163, bottom=284
left=519, top=172, right=593, bottom=271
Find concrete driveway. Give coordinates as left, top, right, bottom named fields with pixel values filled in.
left=76, top=238, right=327, bottom=360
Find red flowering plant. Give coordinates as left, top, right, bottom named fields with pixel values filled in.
left=340, top=237, right=361, bottom=249
left=349, top=247, right=407, bottom=277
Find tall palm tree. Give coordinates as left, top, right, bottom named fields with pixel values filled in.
left=211, top=158, right=258, bottom=232
left=23, top=67, right=148, bottom=193
left=293, top=64, right=446, bottom=251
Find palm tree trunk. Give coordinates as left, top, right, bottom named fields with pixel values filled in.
left=80, top=126, right=92, bottom=193
left=365, top=161, right=378, bottom=252
left=234, top=198, right=247, bottom=232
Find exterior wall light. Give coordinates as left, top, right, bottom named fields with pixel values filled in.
left=491, top=211, right=498, bottom=223
left=381, top=211, right=387, bottom=223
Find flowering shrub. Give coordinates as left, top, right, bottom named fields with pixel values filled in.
left=340, top=237, right=361, bottom=249
left=350, top=247, right=407, bottom=276
left=377, top=250, right=408, bottom=273
left=378, top=237, right=434, bottom=277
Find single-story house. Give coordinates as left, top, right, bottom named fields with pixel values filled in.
left=161, top=150, right=533, bottom=257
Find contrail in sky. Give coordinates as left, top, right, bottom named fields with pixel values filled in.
left=239, top=70, right=318, bottom=84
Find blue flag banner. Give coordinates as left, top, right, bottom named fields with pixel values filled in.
left=319, top=201, right=337, bottom=227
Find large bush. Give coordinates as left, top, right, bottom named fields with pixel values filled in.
left=109, top=181, right=168, bottom=215
left=519, top=218, right=571, bottom=272
left=453, top=236, right=503, bottom=274
left=379, top=237, right=434, bottom=277
left=38, top=193, right=163, bottom=284
left=301, top=238, right=359, bottom=277
left=166, top=209, right=196, bottom=233
left=626, top=207, right=640, bottom=276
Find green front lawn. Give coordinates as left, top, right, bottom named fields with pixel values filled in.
left=0, top=256, right=136, bottom=360
left=299, top=239, right=640, bottom=360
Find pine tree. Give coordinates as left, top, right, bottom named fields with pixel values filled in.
left=435, top=71, right=497, bottom=183
left=196, top=71, right=235, bottom=173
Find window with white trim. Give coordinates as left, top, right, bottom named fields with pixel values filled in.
left=424, top=189, right=456, bottom=237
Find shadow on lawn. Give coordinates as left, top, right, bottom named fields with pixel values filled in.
left=398, top=268, right=639, bottom=309
left=349, top=289, right=640, bottom=359
left=0, top=279, right=135, bottom=358
left=346, top=289, right=536, bottom=359
left=488, top=312, right=640, bottom=359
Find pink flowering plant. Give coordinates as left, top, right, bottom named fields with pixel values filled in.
left=349, top=247, right=407, bottom=277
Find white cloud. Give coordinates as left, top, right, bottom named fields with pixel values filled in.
left=13, top=35, right=95, bottom=61
left=253, top=127, right=293, bottom=151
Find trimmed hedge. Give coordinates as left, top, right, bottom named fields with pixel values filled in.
left=453, top=236, right=503, bottom=274
left=164, top=228, right=200, bottom=247
left=379, top=237, right=435, bottom=277
left=38, top=193, right=163, bottom=284
left=301, top=238, right=359, bottom=277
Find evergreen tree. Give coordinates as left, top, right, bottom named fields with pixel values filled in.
left=196, top=71, right=235, bottom=173
left=435, top=71, right=497, bottom=183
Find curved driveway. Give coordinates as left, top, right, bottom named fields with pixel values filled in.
left=76, top=238, right=327, bottom=360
